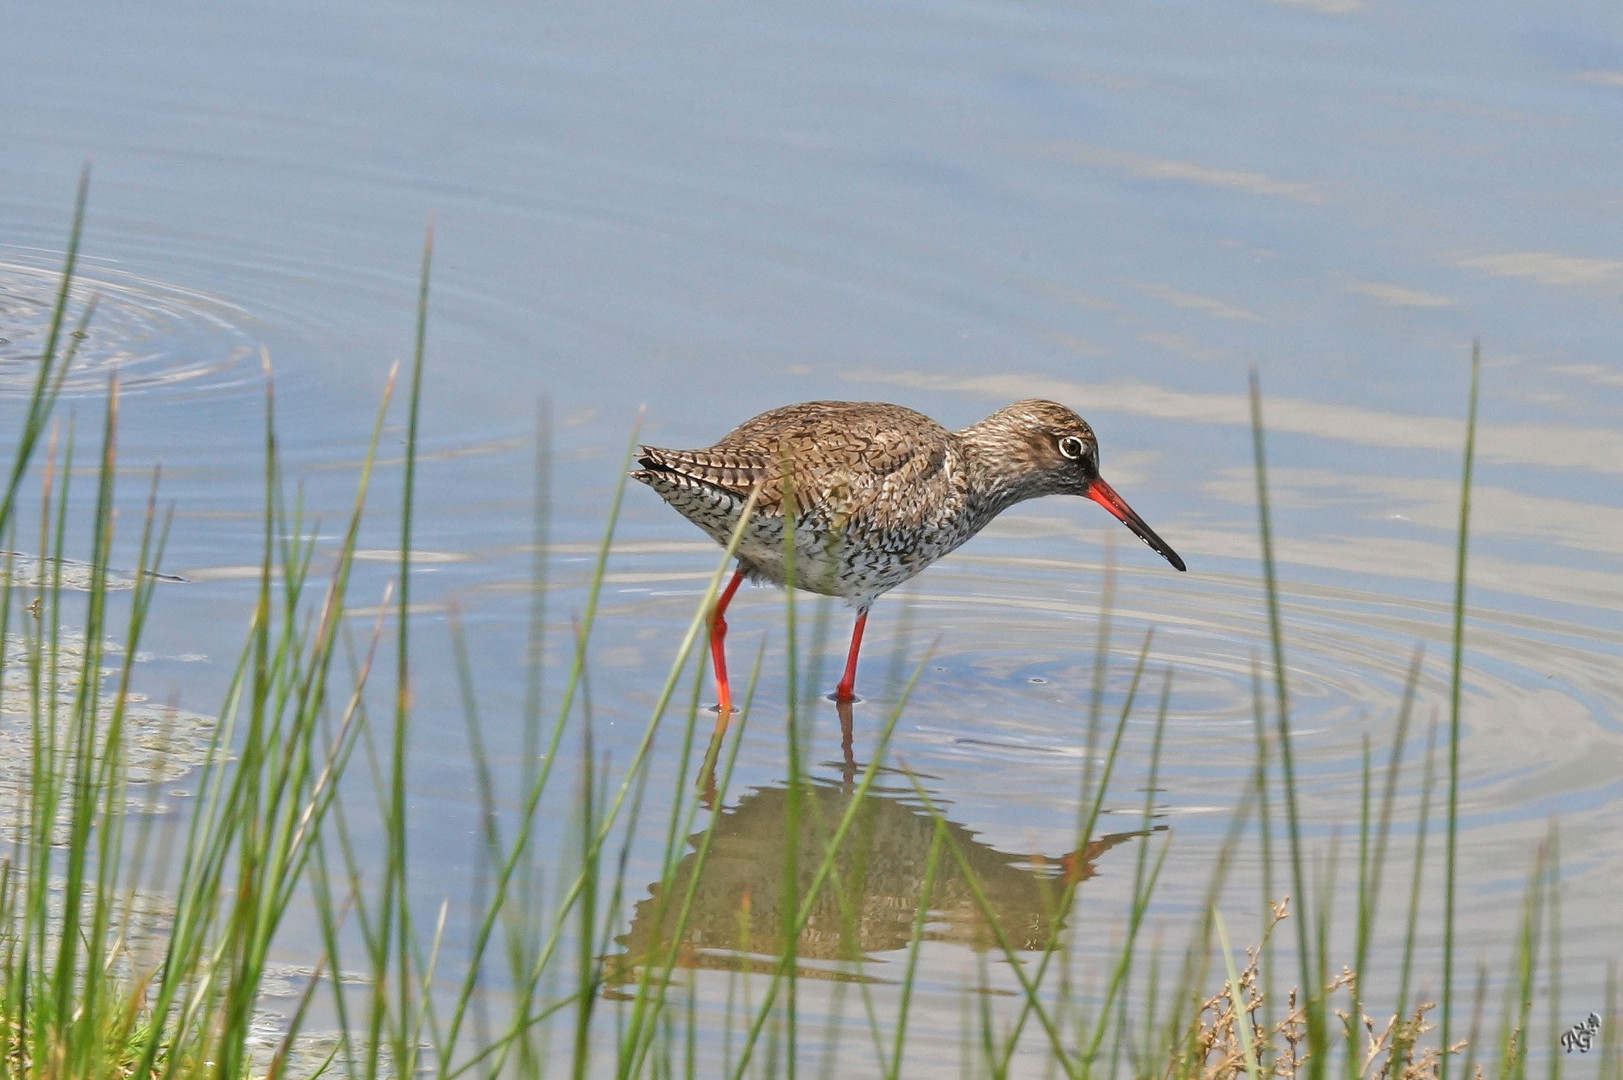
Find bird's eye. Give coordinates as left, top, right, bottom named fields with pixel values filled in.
left=1058, top=436, right=1087, bottom=460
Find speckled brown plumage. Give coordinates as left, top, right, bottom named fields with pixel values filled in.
left=634, top=398, right=1184, bottom=706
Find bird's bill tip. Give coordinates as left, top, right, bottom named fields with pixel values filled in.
left=1086, top=476, right=1186, bottom=572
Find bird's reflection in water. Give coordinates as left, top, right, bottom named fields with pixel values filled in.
left=607, top=706, right=1160, bottom=991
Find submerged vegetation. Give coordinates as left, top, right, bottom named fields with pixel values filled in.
left=0, top=183, right=1612, bottom=1078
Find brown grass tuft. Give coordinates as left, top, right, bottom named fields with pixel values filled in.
left=1177, top=900, right=1466, bottom=1080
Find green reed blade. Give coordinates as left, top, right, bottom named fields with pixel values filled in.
left=882, top=825, right=946, bottom=1080
left=1497, top=836, right=1547, bottom=1080
left=1461, top=962, right=1490, bottom=1080
left=1600, top=963, right=1618, bottom=1080
left=0, top=168, right=88, bottom=539
left=1158, top=781, right=1259, bottom=1076
left=1215, top=910, right=1263, bottom=1080
left=1386, top=710, right=1440, bottom=1077
left=1080, top=666, right=1172, bottom=1068
left=1074, top=551, right=1115, bottom=872
left=1249, top=369, right=1323, bottom=1078
left=1351, top=644, right=1422, bottom=1069
left=1441, top=340, right=1480, bottom=1080
left=1546, top=821, right=1562, bottom=1080
left=1250, top=658, right=1277, bottom=1036
left=609, top=649, right=714, bottom=1042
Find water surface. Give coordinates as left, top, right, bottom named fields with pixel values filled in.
left=5, top=0, right=1622, bottom=1071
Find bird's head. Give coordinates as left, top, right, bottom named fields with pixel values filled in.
left=974, top=399, right=1186, bottom=572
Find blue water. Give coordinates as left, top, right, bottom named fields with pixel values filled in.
left=5, top=0, right=1623, bottom=1071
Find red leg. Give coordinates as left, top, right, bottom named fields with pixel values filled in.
left=834, top=606, right=869, bottom=703
left=710, top=568, right=747, bottom=714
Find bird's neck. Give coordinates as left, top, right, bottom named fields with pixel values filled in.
left=956, top=417, right=1050, bottom=522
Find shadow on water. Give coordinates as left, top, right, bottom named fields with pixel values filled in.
left=605, top=704, right=1161, bottom=993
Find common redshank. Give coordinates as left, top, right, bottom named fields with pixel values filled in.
left=634, top=399, right=1184, bottom=711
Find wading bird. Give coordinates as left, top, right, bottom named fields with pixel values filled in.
left=634, top=399, right=1185, bottom=712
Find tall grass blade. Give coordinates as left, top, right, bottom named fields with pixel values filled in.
left=1215, top=910, right=1263, bottom=1080
left=1249, top=369, right=1322, bottom=1078
left=1441, top=341, right=1481, bottom=1080
left=0, top=167, right=89, bottom=538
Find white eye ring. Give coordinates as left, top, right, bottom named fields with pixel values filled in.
left=1058, top=436, right=1087, bottom=460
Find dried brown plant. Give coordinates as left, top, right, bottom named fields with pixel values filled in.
left=1174, top=899, right=1466, bottom=1080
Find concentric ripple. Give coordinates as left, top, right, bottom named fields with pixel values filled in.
left=0, top=255, right=258, bottom=396
left=898, top=555, right=1623, bottom=825
left=579, top=541, right=1623, bottom=840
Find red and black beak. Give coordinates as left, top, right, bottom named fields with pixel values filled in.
left=1086, top=476, right=1186, bottom=572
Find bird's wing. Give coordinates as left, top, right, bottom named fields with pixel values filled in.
left=638, top=402, right=954, bottom=526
